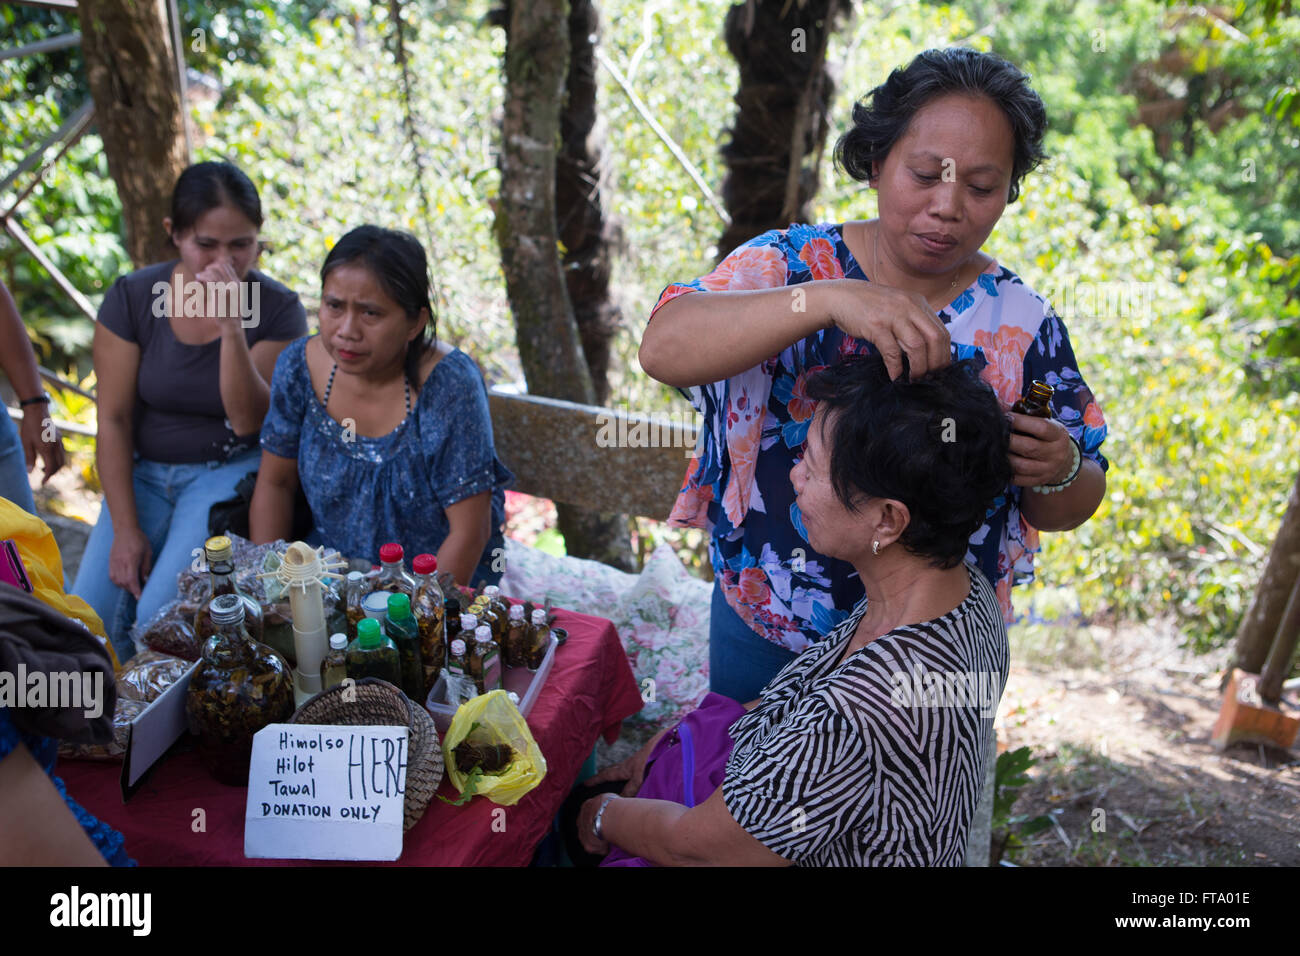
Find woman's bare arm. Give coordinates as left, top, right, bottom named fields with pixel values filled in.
left=639, top=278, right=951, bottom=388
left=249, top=449, right=298, bottom=544
left=437, top=491, right=493, bottom=587
left=595, top=786, right=790, bottom=867
left=0, top=741, right=109, bottom=866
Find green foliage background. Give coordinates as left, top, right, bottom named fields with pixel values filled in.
left=2, top=0, right=1298, bottom=653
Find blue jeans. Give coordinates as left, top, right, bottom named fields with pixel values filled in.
left=71, top=449, right=260, bottom=664
left=709, top=581, right=798, bottom=704
left=0, top=413, right=37, bottom=515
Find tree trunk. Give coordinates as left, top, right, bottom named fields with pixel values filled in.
left=493, top=0, right=633, bottom=570
left=554, top=0, right=633, bottom=571
left=1232, top=470, right=1300, bottom=682
left=717, top=0, right=850, bottom=258
left=78, top=0, right=188, bottom=269
left=558, top=0, right=621, bottom=409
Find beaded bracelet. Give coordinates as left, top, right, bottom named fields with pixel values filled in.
left=1031, top=437, right=1082, bottom=494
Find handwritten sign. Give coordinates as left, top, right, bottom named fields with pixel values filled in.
left=244, top=723, right=409, bottom=861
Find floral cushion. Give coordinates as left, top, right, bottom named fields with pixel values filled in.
left=500, top=538, right=711, bottom=728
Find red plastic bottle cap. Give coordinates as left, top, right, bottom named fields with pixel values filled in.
left=379, top=543, right=404, bottom=563
left=413, top=554, right=437, bottom=575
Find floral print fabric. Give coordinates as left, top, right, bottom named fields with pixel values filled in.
left=651, top=222, right=1110, bottom=651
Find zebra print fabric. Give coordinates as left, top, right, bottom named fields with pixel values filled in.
left=722, top=564, right=1008, bottom=866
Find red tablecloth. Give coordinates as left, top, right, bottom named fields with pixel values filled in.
left=58, top=607, right=644, bottom=866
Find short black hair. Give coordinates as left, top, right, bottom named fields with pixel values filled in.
left=834, top=47, right=1048, bottom=203
left=321, top=225, right=437, bottom=385
left=804, top=355, right=1013, bottom=568
left=169, top=161, right=263, bottom=235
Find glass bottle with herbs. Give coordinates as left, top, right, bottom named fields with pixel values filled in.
left=345, top=618, right=402, bottom=686
left=193, top=535, right=264, bottom=646
left=374, top=543, right=416, bottom=597
left=444, top=596, right=463, bottom=649
left=343, top=571, right=370, bottom=642
left=469, top=624, right=501, bottom=695
left=525, top=608, right=551, bottom=671
left=447, top=638, right=470, bottom=678
left=185, top=594, right=294, bottom=786
left=482, top=586, right=510, bottom=644
left=470, top=597, right=499, bottom=648
left=411, top=554, right=445, bottom=695
left=320, top=633, right=348, bottom=691
left=504, top=604, right=527, bottom=669
left=383, top=592, right=425, bottom=701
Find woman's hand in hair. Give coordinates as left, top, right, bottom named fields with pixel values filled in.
left=825, top=279, right=951, bottom=380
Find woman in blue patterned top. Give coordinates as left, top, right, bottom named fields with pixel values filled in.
left=639, top=48, right=1109, bottom=702
left=250, top=227, right=512, bottom=585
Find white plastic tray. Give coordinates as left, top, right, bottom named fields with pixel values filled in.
left=423, top=634, right=558, bottom=736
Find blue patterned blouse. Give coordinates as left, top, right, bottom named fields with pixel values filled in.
left=0, top=707, right=134, bottom=865
left=651, top=223, right=1110, bottom=651
left=260, top=337, right=513, bottom=576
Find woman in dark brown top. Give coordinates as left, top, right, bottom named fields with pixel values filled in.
left=71, top=162, right=307, bottom=664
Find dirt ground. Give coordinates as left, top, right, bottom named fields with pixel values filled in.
left=996, top=614, right=1300, bottom=867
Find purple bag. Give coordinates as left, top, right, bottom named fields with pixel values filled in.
left=601, top=692, right=748, bottom=867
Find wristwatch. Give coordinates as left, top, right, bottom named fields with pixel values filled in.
left=19, top=391, right=51, bottom=408
left=593, top=793, right=619, bottom=839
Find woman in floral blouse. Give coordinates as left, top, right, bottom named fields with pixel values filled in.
left=639, top=47, right=1109, bottom=702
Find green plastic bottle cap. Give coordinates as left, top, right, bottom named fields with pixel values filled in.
left=387, top=592, right=412, bottom=619
left=358, top=617, right=382, bottom=648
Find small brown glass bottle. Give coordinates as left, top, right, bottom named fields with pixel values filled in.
left=1011, top=380, right=1054, bottom=418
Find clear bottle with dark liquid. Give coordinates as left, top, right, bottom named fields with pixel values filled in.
left=193, top=535, right=264, bottom=646
left=504, top=604, right=527, bottom=668
left=482, top=586, right=510, bottom=644
left=525, top=608, right=551, bottom=671
left=320, top=633, right=348, bottom=691
left=411, top=554, right=445, bottom=696
left=374, top=542, right=417, bottom=597
left=343, top=570, right=369, bottom=642
left=345, top=617, right=401, bottom=686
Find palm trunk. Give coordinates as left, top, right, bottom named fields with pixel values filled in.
left=717, top=0, right=849, bottom=258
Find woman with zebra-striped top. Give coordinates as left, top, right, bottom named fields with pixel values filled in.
left=577, top=355, right=1012, bottom=865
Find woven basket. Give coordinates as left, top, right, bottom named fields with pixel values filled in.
left=289, top=678, right=442, bottom=832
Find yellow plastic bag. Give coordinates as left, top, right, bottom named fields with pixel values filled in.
left=442, top=690, right=547, bottom=806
